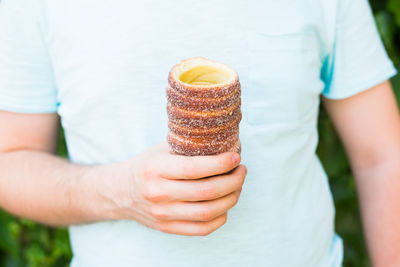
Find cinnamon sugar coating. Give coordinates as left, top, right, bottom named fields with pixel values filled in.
left=166, top=57, right=241, bottom=156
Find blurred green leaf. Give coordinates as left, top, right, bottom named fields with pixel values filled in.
left=375, top=11, right=395, bottom=53
left=388, top=0, right=400, bottom=27
left=391, top=66, right=400, bottom=104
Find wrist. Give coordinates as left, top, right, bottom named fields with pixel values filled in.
left=86, top=160, right=136, bottom=222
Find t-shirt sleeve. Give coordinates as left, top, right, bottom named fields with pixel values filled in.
left=322, top=0, right=397, bottom=99
left=0, top=0, right=58, bottom=113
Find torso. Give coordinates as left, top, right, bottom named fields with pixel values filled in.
left=37, top=0, right=342, bottom=265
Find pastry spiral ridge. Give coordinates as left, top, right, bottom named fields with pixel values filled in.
left=167, top=57, right=241, bottom=156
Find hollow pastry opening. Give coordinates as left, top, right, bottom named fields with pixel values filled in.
left=179, top=66, right=231, bottom=86
left=172, top=57, right=237, bottom=87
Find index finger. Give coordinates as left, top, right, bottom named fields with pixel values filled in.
left=156, top=152, right=241, bottom=179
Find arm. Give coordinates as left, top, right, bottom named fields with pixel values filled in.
left=0, top=111, right=245, bottom=235
left=0, top=0, right=244, bottom=234
left=323, top=81, right=400, bottom=266
left=0, top=111, right=117, bottom=225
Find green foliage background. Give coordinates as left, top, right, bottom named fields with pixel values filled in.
left=0, top=0, right=399, bottom=266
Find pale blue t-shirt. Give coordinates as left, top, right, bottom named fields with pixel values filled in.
left=0, top=0, right=396, bottom=266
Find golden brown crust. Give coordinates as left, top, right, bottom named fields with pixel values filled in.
left=167, top=131, right=240, bottom=156
left=166, top=57, right=241, bottom=156
left=168, top=114, right=241, bottom=138
left=167, top=100, right=241, bottom=128
left=166, top=85, right=241, bottom=110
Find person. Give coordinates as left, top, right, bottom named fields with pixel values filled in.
left=0, top=0, right=399, bottom=266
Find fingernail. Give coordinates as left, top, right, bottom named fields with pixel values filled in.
left=232, top=153, right=240, bottom=164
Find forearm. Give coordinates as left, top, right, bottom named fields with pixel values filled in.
left=0, top=150, right=127, bottom=226
left=354, top=157, right=400, bottom=267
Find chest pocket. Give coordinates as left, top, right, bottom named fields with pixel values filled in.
left=244, top=30, right=323, bottom=125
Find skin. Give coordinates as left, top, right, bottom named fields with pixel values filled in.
left=0, top=81, right=399, bottom=263
left=323, top=81, right=400, bottom=267
left=0, top=112, right=246, bottom=236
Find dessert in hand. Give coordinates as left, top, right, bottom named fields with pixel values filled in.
left=167, top=57, right=241, bottom=156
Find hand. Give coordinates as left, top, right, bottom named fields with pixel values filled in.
left=113, top=142, right=246, bottom=236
